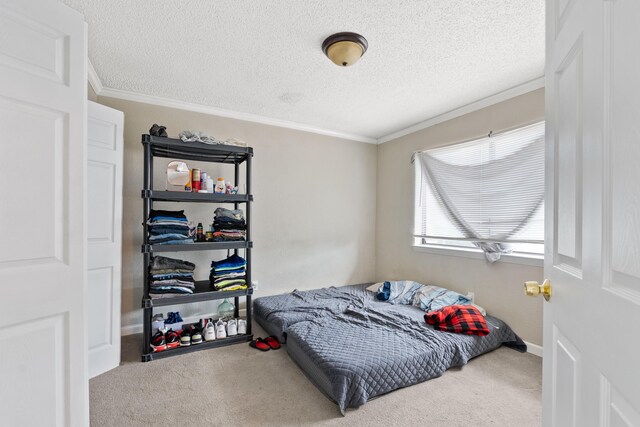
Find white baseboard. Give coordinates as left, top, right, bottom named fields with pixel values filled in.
left=121, top=308, right=248, bottom=336
left=524, top=340, right=543, bottom=358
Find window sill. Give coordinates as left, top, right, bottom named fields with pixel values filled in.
left=412, top=244, right=544, bottom=267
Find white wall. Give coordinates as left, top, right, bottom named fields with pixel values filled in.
left=97, top=97, right=378, bottom=333
left=375, top=88, right=545, bottom=346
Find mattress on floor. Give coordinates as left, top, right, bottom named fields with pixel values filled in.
left=286, top=303, right=525, bottom=414
left=254, top=283, right=526, bottom=414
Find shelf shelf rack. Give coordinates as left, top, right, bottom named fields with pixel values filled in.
left=140, top=134, right=254, bottom=362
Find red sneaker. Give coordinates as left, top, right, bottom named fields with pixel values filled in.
left=165, top=329, right=180, bottom=349
left=150, top=331, right=167, bottom=352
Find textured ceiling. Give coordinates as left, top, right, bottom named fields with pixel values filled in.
left=63, top=0, right=545, bottom=140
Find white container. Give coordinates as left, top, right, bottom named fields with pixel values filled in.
left=214, top=178, right=225, bottom=194
left=206, top=177, right=214, bottom=193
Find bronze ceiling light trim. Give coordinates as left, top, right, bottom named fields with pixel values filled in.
left=322, top=32, right=368, bottom=67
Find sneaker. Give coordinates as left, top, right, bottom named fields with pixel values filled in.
left=203, top=322, right=216, bottom=341
left=216, top=319, right=227, bottom=339
left=165, top=329, right=180, bottom=349
left=227, top=319, right=237, bottom=336
left=179, top=329, right=191, bottom=347
left=190, top=326, right=203, bottom=345
left=150, top=331, right=167, bottom=352
left=237, top=319, right=247, bottom=335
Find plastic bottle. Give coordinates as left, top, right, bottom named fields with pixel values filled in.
left=201, top=172, right=208, bottom=191
left=215, top=178, right=225, bottom=194
left=207, top=176, right=214, bottom=193
left=191, top=169, right=201, bottom=191
left=217, top=298, right=235, bottom=319
left=196, top=222, right=203, bottom=242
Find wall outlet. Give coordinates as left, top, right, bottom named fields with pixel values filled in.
left=252, top=281, right=259, bottom=290
left=467, top=291, right=475, bottom=303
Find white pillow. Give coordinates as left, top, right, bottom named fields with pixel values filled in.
left=366, top=282, right=384, bottom=292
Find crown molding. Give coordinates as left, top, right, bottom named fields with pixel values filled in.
left=377, top=76, right=545, bottom=144
left=93, top=86, right=377, bottom=144
left=87, top=59, right=103, bottom=94
left=87, top=62, right=543, bottom=145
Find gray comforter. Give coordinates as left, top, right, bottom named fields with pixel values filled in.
left=254, top=284, right=525, bottom=414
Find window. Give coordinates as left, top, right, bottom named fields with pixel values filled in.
left=413, top=122, right=545, bottom=262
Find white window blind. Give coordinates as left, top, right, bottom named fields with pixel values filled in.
left=413, top=122, right=545, bottom=262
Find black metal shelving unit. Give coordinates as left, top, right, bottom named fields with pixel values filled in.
left=141, top=134, right=254, bottom=362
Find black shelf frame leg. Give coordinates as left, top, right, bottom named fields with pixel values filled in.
left=246, top=153, right=252, bottom=334
left=142, top=139, right=154, bottom=358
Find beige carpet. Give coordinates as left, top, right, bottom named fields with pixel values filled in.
left=90, top=323, right=542, bottom=426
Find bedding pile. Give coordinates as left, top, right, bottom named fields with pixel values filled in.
left=254, top=283, right=525, bottom=414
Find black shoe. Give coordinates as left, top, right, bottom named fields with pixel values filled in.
left=149, top=123, right=167, bottom=137
left=179, top=329, right=191, bottom=347
left=190, top=325, right=203, bottom=345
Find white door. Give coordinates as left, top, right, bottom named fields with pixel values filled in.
left=87, top=101, right=123, bottom=379
left=0, top=0, right=88, bottom=425
left=544, top=0, right=640, bottom=425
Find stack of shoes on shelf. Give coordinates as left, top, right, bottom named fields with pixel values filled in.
left=149, top=257, right=196, bottom=299
left=212, top=207, right=246, bottom=241
left=147, top=209, right=194, bottom=245
left=209, top=254, right=247, bottom=291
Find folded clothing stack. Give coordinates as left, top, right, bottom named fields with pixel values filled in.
left=212, top=207, right=246, bottom=241
left=149, top=256, right=196, bottom=299
left=210, top=254, right=247, bottom=291
left=148, top=209, right=194, bottom=245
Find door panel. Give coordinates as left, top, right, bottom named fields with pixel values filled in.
left=546, top=0, right=640, bottom=425
left=552, top=327, right=580, bottom=427
left=87, top=267, right=114, bottom=352
left=607, top=0, right=640, bottom=300
left=87, top=101, right=123, bottom=379
left=553, top=38, right=583, bottom=272
left=0, top=96, right=67, bottom=265
left=601, top=379, right=640, bottom=427
left=0, top=0, right=87, bottom=424
left=0, top=314, right=67, bottom=426
left=87, top=160, right=116, bottom=242
left=0, top=6, right=69, bottom=84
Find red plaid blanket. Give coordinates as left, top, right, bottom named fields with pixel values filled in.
left=424, top=305, right=489, bottom=336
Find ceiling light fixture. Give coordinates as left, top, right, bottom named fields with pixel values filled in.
left=322, top=32, right=368, bottom=67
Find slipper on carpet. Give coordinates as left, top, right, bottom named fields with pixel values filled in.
left=264, top=336, right=281, bottom=350
left=250, top=338, right=270, bottom=351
